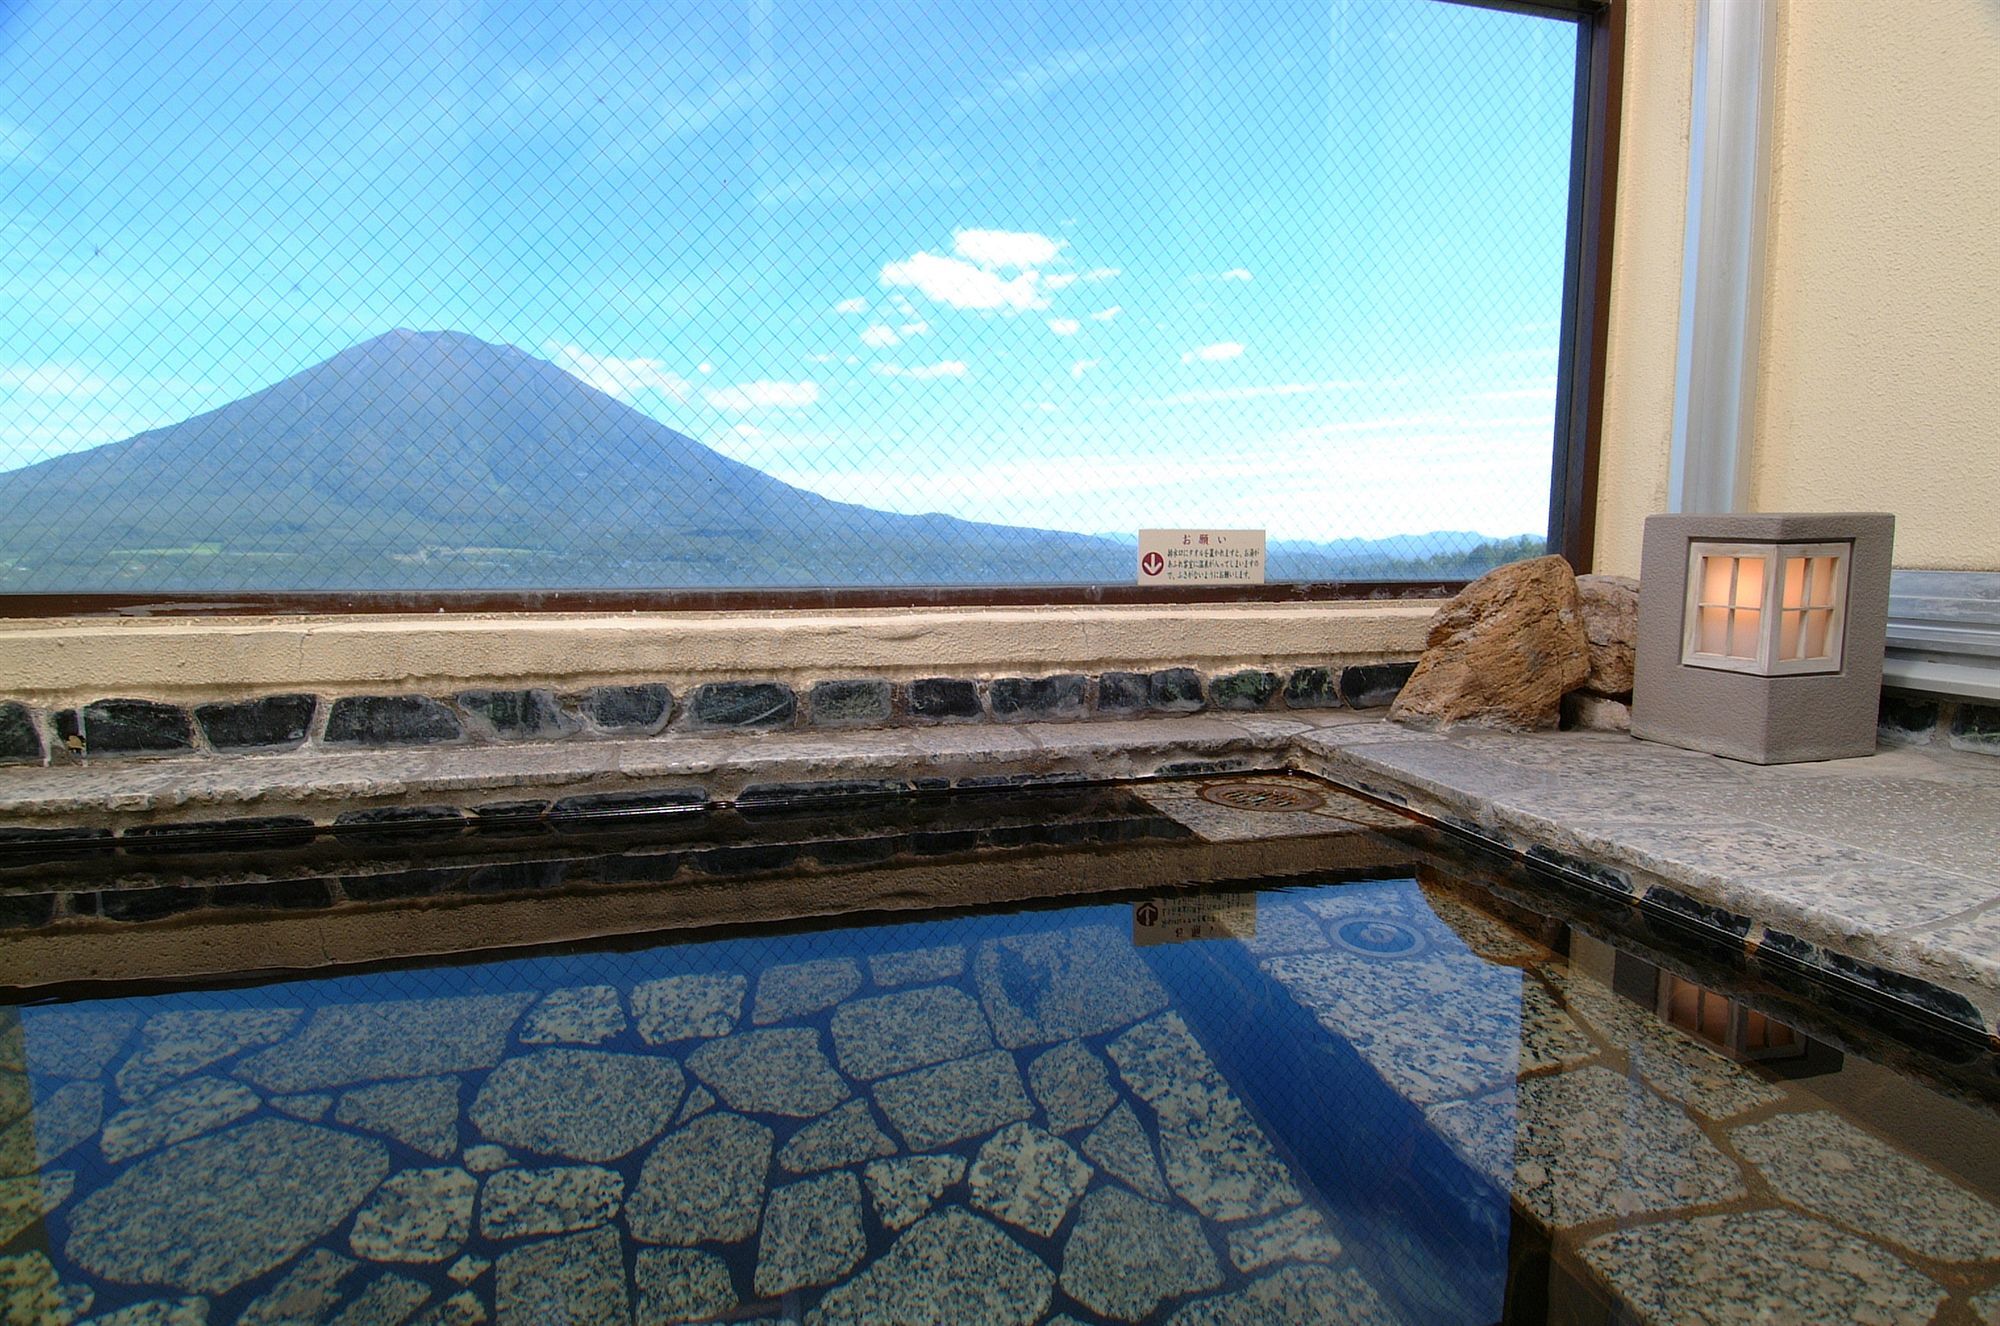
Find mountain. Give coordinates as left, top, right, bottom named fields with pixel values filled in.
left=0, top=330, right=1539, bottom=592
left=0, top=330, right=1134, bottom=591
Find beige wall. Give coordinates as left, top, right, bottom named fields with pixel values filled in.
left=1595, top=0, right=2000, bottom=576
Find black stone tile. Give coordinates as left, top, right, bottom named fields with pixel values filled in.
left=471, top=800, right=552, bottom=833
left=910, top=829, right=983, bottom=856
left=208, top=878, right=337, bottom=911
left=805, top=836, right=903, bottom=868
left=330, top=806, right=466, bottom=843
left=1950, top=702, right=2000, bottom=751
left=909, top=678, right=981, bottom=721
left=1154, top=758, right=1252, bottom=777
left=1821, top=951, right=1987, bottom=1033
left=194, top=694, right=317, bottom=752
left=0, top=826, right=114, bottom=863
left=687, top=681, right=796, bottom=729
left=324, top=695, right=463, bottom=747
left=1282, top=667, right=1342, bottom=710
left=580, top=683, right=673, bottom=733
left=0, top=893, right=55, bottom=929
left=738, top=780, right=904, bottom=814
left=1755, top=929, right=1819, bottom=966
left=1876, top=693, right=1939, bottom=742
left=456, top=689, right=577, bottom=741
left=1207, top=670, right=1279, bottom=711
left=1094, top=672, right=1149, bottom=715
left=1148, top=668, right=1205, bottom=712
left=590, top=852, right=685, bottom=885
left=63, top=893, right=102, bottom=918
left=0, top=703, right=43, bottom=763
left=123, top=817, right=319, bottom=853
left=808, top=679, right=893, bottom=728
left=61, top=699, right=193, bottom=755
left=1339, top=662, right=1418, bottom=709
left=910, top=777, right=953, bottom=794
left=549, top=788, right=707, bottom=827
left=340, top=870, right=461, bottom=902
left=465, top=862, right=570, bottom=895
left=689, top=843, right=801, bottom=876
left=1525, top=844, right=1634, bottom=896
left=100, top=887, right=206, bottom=923
left=1642, top=886, right=1753, bottom=939
left=990, top=674, right=1087, bottom=721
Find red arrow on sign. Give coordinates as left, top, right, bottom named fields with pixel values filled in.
left=1140, top=551, right=1165, bottom=576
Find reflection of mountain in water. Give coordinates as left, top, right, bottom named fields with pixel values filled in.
left=0, top=331, right=1540, bottom=592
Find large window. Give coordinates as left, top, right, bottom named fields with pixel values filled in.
left=0, top=0, right=1608, bottom=600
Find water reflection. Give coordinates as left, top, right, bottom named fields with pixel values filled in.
left=1, top=862, right=1998, bottom=1324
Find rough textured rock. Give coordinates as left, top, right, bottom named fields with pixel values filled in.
left=1225, top=1207, right=1343, bottom=1273
left=270, top=1093, right=332, bottom=1121
left=862, top=1154, right=965, bottom=1232
left=19, top=1007, right=138, bottom=1081
left=778, top=1100, right=897, bottom=1174
left=975, top=925, right=1169, bottom=1049
left=337, top=1077, right=462, bottom=1160
left=85, top=1295, right=213, bottom=1325
left=239, top=1248, right=359, bottom=1324
left=630, top=974, right=746, bottom=1044
left=627, top=1113, right=773, bottom=1245
left=520, top=986, right=626, bottom=1046
left=634, top=1248, right=736, bottom=1326
left=0, top=1080, right=100, bottom=1173
left=495, top=1226, right=631, bottom=1326
left=480, top=1165, right=624, bottom=1240
left=1575, top=573, right=1639, bottom=696
left=868, top=946, right=964, bottom=988
left=808, top=1207, right=1052, bottom=1326
left=235, top=994, right=532, bottom=1093
left=754, top=1171, right=866, bottom=1298
left=1059, top=1186, right=1223, bottom=1322
left=1167, top=1265, right=1395, bottom=1326
left=967, top=1123, right=1093, bottom=1237
left=100, top=1075, right=261, bottom=1163
left=686, top=1028, right=848, bottom=1118
left=1082, top=1103, right=1170, bottom=1203
left=0, top=1170, right=71, bottom=1246
left=753, top=959, right=863, bottom=1025
left=1027, top=1040, right=1119, bottom=1135
left=412, top=1290, right=488, bottom=1326
left=470, top=1049, right=685, bottom=1162
left=830, top=986, right=992, bottom=1080
left=116, top=1008, right=300, bottom=1101
left=66, top=1119, right=389, bottom=1295
left=1389, top=555, right=1591, bottom=731
left=872, top=1050, right=1033, bottom=1152
left=1106, top=1014, right=1303, bottom=1221
left=0, top=1251, right=65, bottom=1323
left=1561, top=692, right=1632, bottom=733
left=350, top=1167, right=477, bottom=1263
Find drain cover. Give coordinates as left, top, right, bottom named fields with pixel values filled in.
left=1331, top=917, right=1426, bottom=958
left=1197, top=782, right=1328, bottom=812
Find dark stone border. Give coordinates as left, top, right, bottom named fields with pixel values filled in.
left=0, top=661, right=1420, bottom=767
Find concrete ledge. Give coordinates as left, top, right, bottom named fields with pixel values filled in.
left=0, top=602, right=1433, bottom=706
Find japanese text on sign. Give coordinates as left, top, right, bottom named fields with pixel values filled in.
left=1136, top=529, right=1267, bottom=585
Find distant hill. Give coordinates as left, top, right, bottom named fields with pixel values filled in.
left=0, top=331, right=1537, bottom=592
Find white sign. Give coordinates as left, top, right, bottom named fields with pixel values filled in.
left=1137, top=529, right=1266, bottom=585
left=1131, top=894, right=1258, bottom=947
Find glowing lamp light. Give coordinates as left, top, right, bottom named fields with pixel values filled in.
left=1633, top=514, right=1894, bottom=764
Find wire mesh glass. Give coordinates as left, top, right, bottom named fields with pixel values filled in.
left=0, top=0, right=1580, bottom=593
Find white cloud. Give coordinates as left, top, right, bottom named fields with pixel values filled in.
left=953, top=229, right=1064, bottom=268
left=1047, top=318, right=1081, bottom=336
left=1220, top=268, right=1252, bottom=282
left=832, top=297, right=868, bottom=315
left=704, top=379, right=820, bottom=410
left=873, top=360, right=968, bottom=380
left=1180, top=341, right=1244, bottom=365
left=549, top=345, right=692, bottom=401
left=881, top=250, right=1046, bottom=311
left=1044, top=274, right=1079, bottom=291
left=860, top=324, right=900, bottom=348
left=1070, top=359, right=1100, bottom=380
left=0, top=365, right=110, bottom=396
left=806, top=353, right=837, bottom=364
left=698, top=362, right=714, bottom=374
left=1083, top=267, right=1121, bottom=282
left=899, top=320, right=930, bottom=337
left=1089, top=306, right=1120, bottom=322
left=0, top=119, right=39, bottom=166
left=732, top=423, right=763, bottom=438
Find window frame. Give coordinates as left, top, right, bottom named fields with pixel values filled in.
left=0, top=0, right=1622, bottom=620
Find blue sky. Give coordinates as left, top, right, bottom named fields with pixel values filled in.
left=0, top=0, right=1579, bottom=542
